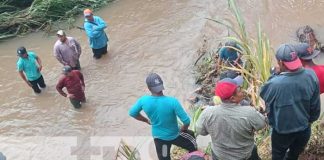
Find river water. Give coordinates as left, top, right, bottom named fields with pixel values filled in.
left=0, top=0, right=323, bottom=159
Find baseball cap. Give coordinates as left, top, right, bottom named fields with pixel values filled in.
left=17, top=46, right=27, bottom=55
left=56, top=30, right=66, bottom=36
left=146, top=73, right=164, bottom=93
left=275, top=44, right=302, bottom=70
left=295, top=43, right=320, bottom=60
left=83, top=9, right=93, bottom=17
left=214, top=76, right=243, bottom=100
left=219, top=70, right=239, bottom=81
left=225, top=41, right=237, bottom=47
left=62, top=66, right=72, bottom=74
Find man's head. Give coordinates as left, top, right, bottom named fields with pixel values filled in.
left=84, top=9, right=94, bottom=21
left=62, top=66, right=72, bottom=76
left=56, top=30, right=67, bottom=42
left=275, top=44, right=303, bottom=72
left=225, top=41, right=237, bottom=52
left=214, top=76, right=244, bottom=103
left=146, top=73, right=164, bottom=94
left=17, top=46, right=28, bottom=58
left=295, top=43, right=320, bottom=62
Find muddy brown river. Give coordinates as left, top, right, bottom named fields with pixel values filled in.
left=0, top=0, right=323, bottom=159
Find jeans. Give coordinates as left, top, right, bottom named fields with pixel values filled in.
left=92, top=45, right=107, bottom=59
left=72, top=60, right=81, bottom=70
left=271, top=127, right=311, bottom=160
left=154, top=130, right=197, bottom=160
left=28, top=75, right=46, bottom=93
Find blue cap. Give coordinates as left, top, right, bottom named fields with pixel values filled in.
left=295, top=43, right=320, bottom=60
left=276, top=44, right=302, bottom=70
left=146, top=73, right=164, bottom=93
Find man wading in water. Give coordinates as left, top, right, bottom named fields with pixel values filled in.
left=56, top=66, right=86, bottom=109
left=83, top=9, right=109, bottom=59
left=54, top=30, right=82, bottom=70
left=129, top=73, right=197, bottom=160
left=16, top=46, right=46, bottom=94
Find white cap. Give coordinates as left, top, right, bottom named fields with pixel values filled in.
left=56, top=30, right=66, bottom=36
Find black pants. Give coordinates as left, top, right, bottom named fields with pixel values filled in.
left=271, top=127, right=311, bottom=160
left=28, top=75, right=46, bottom=93
left=212, top=144, right=260, bottom=160
left=72, top=60, right=81, bottom=70
left=92, top=45, right=107, bottom=59
left=154, top=130, right=197, bottom=160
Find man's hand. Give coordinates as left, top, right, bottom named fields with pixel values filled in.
left=26, top=81, right=33, bottom=87
left=38, top=65, right=42, bottom=72
left=81, top=85, right=85, bottom=92
left=180, top=125, right=189, bottom=132
left=67, top=94, right=75, bottom=99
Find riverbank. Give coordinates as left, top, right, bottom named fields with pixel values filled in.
left=189, top=39, right=324, bottom=159
left=182, top=0, right=324, bottom=159
left=0, top=0, right=112, bottom=40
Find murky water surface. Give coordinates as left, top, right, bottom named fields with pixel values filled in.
left=0, top=0, right=323, bottom=159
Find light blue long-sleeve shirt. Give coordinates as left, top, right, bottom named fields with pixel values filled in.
left=129, top=95, right=190, bottom=141
left=84, top=16, right=108, bottom=49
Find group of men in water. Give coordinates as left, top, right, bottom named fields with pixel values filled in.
left=129, top=42, right=323, bottom=160
left=16, top=9, right=108, bottom=108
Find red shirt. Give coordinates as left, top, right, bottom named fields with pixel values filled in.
left=56, top=70, right=85, bottom=101
left=308, top=65, right=324, bottom=94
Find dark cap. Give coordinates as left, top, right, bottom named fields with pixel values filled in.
left=146, top=73, right=164, bottom=93
left=225, top=41, right=237, bottom=47
left=275, top=44, right=302, bottom=70
left=62, top=66, right=72, bottom=74
left=295, top=43, right=320, bottom=60
left=17, top=46, right=27, bottom=55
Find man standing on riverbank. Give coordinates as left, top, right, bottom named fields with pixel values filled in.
left=260, top=44, right=321, bottom=160
left=56, top=66, right=86, bottom=109
left=83, top=9, right=109, bottom=59
left=295, top=43, right=324, bottom=93
left=295, top=42, right=324, bottom=131
left=196, top=77, right=266, bottom=160
left=128, top=73, right=197, bottom=160
left=54, top=30, right=82, bottom=70
left=16, top=46, right=46, bottom=94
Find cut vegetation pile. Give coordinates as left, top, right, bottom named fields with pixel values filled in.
left=0, top=0, right=112, bottom=40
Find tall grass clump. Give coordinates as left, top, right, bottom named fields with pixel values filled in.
left=206, top=0, right=274, bottom=158
left=207, top=0, right=273, bottom=110
left=0, top=0, right=113, bottom=40
left=115, top=139, right=140, bottom=160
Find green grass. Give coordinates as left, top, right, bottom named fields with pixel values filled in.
left=0, top=0, right=113, bottom=40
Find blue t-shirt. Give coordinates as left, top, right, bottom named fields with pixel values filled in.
left=129, top=95, right=190, bottom=141
left=17, top=52, right=42, bottom=81
left=219, top=47, right=239, bottom=62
